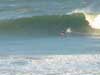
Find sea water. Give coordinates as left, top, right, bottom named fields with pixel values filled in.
left=0, top=36, right=99, bottom=75
left=0, top=0, right=100, bottom=75
left=0, top=36, right=100, bottom=55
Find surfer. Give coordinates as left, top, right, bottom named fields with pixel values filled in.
left=60, top=28, right=72, bottom=38
left=60, top=31, right=65, bottom=37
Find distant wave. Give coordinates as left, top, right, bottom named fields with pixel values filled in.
left=0, top=12, right=100, bottom=37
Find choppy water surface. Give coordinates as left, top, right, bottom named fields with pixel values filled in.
left=0, top=0, right=100, bottom=75
left=0, top=55, right=99, bottom=75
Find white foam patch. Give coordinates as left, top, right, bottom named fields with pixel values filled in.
left=67, top=8, right=100, bottom=30
left=0, top=55, right=99, bottom=75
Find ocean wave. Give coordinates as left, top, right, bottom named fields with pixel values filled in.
left=0, top=13, right=92, bottom=36
left=0, top=11, right=100, bottom=36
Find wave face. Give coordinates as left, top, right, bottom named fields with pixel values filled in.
left=0, top=13, right=93, bottom=37
left=0, top=0, right=100, bottom=37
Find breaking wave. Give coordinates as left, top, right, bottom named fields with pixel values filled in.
left=0, top=11, right=100, bottom=37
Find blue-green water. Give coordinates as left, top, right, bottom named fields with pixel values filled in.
left=0, top=0, right=99, bottom=19
left=0, top=0, right=100, bottom=75
left=0, top=0, right=100, bottom=54
left=0, top=36, right=99, bottom=55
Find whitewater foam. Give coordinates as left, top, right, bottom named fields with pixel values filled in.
left=67, top=9, right=100, bottom=30
left=0, top=55, right=99, bottom=75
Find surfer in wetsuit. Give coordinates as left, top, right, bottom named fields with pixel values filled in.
left=60, top=31, right=65, bottom=38
left=60, top=28, right=72, bottom=38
